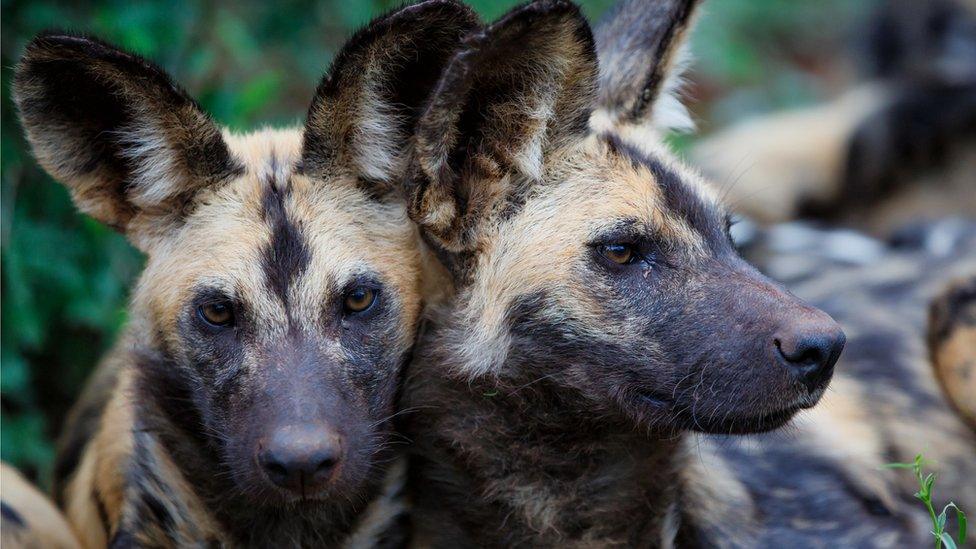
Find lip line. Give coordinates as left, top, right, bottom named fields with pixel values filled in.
left=634, top=388, right=823, bottom=424
left=682, top=406, right=800, bottom=429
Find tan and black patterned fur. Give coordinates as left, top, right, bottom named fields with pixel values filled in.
left=692, top=0, right=976, bottom=234
left=929, top=275, right=976, bottom=431
left=400, top=0, right=976, bottom=547
left=13, top=1, right=477, bottom=546
left=1, top=463, right=80, bottom=549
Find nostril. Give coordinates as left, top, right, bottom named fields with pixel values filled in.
left=793, top=346, right=824, bottom=367
left=776, top=337, right=826, bottom=366
left=314, top=456, right=338, bottom=476
left=262, top=459, right=288, bottom=481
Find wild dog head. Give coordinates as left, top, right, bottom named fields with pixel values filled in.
left=14, top=0, right=477, bottom=506
left=406, top=0, right=845, bottom=435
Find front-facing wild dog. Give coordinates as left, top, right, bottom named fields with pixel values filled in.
left=401, top=0, right=845, bottom=546
left=13, top=1, right=477, bottom=546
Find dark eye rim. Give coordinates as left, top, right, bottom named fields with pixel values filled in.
left=592, top=241, right=653, bottom=270
left=196, top=301, right=236, bottom=328
left=598, top=243, right=638, bottom=265
left=343, top=286, right=381, bottom=315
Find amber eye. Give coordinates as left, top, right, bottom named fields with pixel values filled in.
left=344, top=287, right=377, bottom=313
left=598, top=243, right=635, bottom=265
left=198, top=302, right=234, bottom=327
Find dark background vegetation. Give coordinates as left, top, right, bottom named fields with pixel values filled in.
left=1, top=0, right=871, bottom=484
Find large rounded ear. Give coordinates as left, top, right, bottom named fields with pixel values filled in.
left=13, top=33, right=241, bottom=246
left=407, top=0, right=598, bottom=261
left=301, top=0, right=479, bottom=188
left=592, top=0, right=702, bottom=134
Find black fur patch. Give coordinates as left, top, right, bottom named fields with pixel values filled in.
left=930, top=276, right=976, bottom=344
left=138, top=492, right=174, bottom=533
left=260, top=182, right=310, bottom=308
left=94, top=490, right=111, bottom=537
left=53, top=404, right=103, bottom=505
left=0, top=501, right=25, bottom=528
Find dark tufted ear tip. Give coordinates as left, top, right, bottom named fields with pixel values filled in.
left=593, top=0, right=703, bottom=130
left=13, top=29, right=238, bottom=243
left=300, top=0, right=481, bottom=183
left=407, top=0, right=599, bottom=265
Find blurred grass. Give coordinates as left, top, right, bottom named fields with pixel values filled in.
left=0, top=0, right=871, bottom=483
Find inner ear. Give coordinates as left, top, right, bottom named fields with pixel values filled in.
left=593, top=0, right=702, bottom=132
left=14, top=32, right=240, bottom=238
left=407, top=0, right=598, bottom=259
left=300, top=0, right=479, bottom=187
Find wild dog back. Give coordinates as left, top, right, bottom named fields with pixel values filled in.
left=13, top=1, right=477, bottom=546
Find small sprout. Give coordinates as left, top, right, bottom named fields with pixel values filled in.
left=885, top=454, right=967, bottom=549
left=482, top=389, right=498, bottom=398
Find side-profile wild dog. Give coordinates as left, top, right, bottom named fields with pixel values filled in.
left=13, top=1, right=477, bottom=546
left=399, top=0, right=849, bottom=546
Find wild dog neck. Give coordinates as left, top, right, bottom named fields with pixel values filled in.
left=405, top=320, right=687, bottom=547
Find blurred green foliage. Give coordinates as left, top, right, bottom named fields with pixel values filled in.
left=0, top=0, right=870, bottom=483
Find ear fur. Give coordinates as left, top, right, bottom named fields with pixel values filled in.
left=592, top=0, right=702, bottom=133
left=13, top=33, right=241, bottom=239
left=301, top=0, right=480, bottom=188
left=407, top=0, right=598, bottom=259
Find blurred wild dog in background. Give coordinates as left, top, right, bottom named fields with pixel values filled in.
left=401, top=0, right=850, bottom=546
left=12, top=0, right=477, bottom=546
left=692, top=0, right=976, bottom=236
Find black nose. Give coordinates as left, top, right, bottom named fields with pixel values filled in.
left=258, top=424, right=342, bottom=494
left=775, top=320, right=846, bottom=391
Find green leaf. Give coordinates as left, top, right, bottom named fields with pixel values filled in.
left=940, top=533, right=957, bottom=549
left=944, top=504, right=966, bottom=545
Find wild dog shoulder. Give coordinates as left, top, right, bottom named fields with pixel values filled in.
left=1, top=463, right=80, bottom=549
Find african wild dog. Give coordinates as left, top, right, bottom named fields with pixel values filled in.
left=13, top=1, right=477, bottom=546
left=1, top=463, right=80, bottom=549
left=692, top=0, right=976, bottom=234
left=399, top=0, right=852, bottom=546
